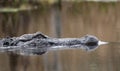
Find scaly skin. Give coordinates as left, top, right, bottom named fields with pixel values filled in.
left=0, top=32, right=99, bottom=55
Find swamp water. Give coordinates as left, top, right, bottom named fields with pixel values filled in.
left=0, top=2, right=120, bottom=71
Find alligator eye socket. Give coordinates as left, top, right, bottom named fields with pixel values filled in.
left=85, top=42, right=98, bottom=46
left=3, top=42, right=9, bottom=46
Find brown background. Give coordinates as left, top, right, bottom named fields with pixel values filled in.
left=0, top=2, right=120, bottom=71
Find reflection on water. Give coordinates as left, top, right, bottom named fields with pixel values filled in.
left=98, top=41, right=108, bottom=45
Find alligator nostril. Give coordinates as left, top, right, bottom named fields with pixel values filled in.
left=85, top=42, right=98, bottom=46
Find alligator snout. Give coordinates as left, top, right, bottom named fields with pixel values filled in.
left=81, top=35, right=99, bottom=51
left=84, top=36, right=98, bottom=46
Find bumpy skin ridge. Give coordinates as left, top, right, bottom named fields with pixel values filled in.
left=0, top=32, right=99, bottom=55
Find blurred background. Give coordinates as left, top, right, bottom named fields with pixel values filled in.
left=0, top=0, right=120, bottom=71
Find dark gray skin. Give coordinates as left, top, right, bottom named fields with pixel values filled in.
left=0, top=32, right=99, bottom=55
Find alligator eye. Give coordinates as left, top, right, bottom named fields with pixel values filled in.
left=3, top=42, right=9, bottom=46
left=85, top=42, right=98, bottom=46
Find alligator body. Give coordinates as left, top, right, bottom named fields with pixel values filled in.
left=0, top=32, right=99, bottom=55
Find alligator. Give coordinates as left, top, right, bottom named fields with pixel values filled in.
left=0, top=32, right=107, bottom=55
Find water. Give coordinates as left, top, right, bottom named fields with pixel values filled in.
left=0, top=2, right=120, bottom=71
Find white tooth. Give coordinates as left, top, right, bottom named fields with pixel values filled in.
left=98, top=41, right=108, bottom=45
